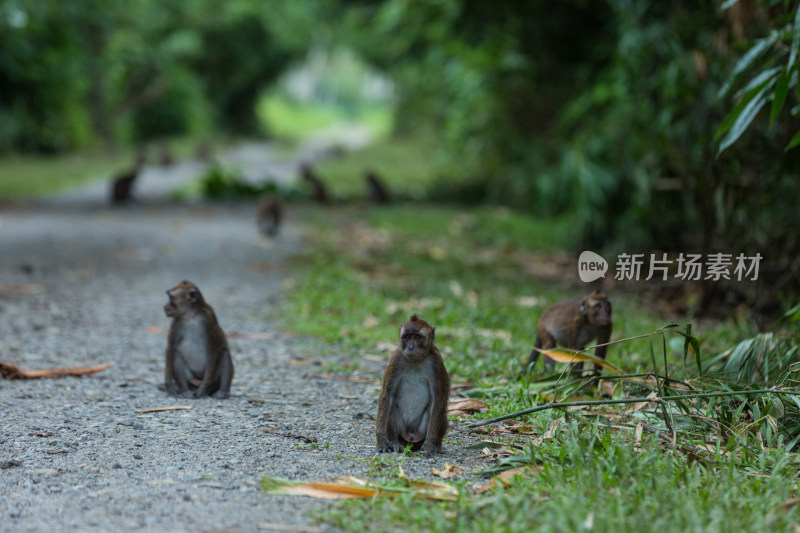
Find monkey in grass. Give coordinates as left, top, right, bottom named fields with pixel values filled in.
left=527, top=290, right=612, bottom=376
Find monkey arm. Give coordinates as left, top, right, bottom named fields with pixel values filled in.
left=421, top=357, right=449, bottom=453
left=592, top=325, right=612, bottom=376
left=195, top=327, right=227, bottom=398
left=164, top=328, right=182, bottom=395
left=376, top=360, right=401, bottom=452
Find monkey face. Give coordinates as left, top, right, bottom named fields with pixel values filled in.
left=164, top=281, right=202, bottom=318
left=399, top=315, right=435, bottom=358
left=585, top=293, right=612, bottom=327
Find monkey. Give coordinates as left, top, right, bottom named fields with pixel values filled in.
left=195, top=140, right=214, bottom=162
left=376, top=315, right=450, bottom=454
left=300, top=163, right=329, bottom=204
left=162, top=280, right=234, bottom=399
left=365, top=171, right=390, bottom=204
left=256, top=194, right=282, bottom=237
left=526, top=290, right=612, bottom=376
left=158, top=141, right=174, bottom=166
left=110, top=151, right=145, bottom=205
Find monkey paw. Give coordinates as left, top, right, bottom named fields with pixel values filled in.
left=212, top=390, right=229, bottom=399
left=421, top=443, right=441, bottom=454
left=376, top=441, right=402, bottom=453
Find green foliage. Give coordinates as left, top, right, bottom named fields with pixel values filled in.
left=717, top=1, right=800, bottom=153
left=197, top=165, right=277, bottom=200
left=0, top=0, right=300, bottom=152
left=341, top=1, right=800, bottom=306
left=323, top=425, right=800, bottom=533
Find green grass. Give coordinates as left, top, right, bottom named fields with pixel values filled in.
left=0, top=150, right=134, bottom=198
left=322, top=429, right=800, bottom=532
left=283, top=205, right=747, bottom=385
left=315, top=136, right=445, bottom=201
left=0, top=137, right=213, bottom=199
left=256, top=93, right=394, bottom=142
left=276, top=137, right=799, bottom=530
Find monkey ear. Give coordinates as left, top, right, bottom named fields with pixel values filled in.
left=431, top=326, right=436, bottom=341
left=579, top=296, right=587, bottom=314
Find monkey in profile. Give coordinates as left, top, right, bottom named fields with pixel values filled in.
left=365, top=171, right=390, bottom=204
left=162, top=280, right=234, bottom=399
left=300, top=163, right=329, bottom=204
left=110, top=151, right=145, bottom=205
left=527, top=290, right=612, bottom=376
left=376, top=315, right=450, bottom=454
left=256, top=194, right=282, bottom=237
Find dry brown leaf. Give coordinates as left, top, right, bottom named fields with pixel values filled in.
left=0, top=362, right=111, bottom=380
left=362, top=315, right=378, bottom=329
left=274, top=482, right=377, bottom=500
left=448, top=400, right=488, bottom=416
left=261, top=474, right=458, bottom=502
left=536, top=348, right=621, bottom=373
left=624, top=392, right=658, bottom=414
left=494, top=421, right=536, bottom=435
left=474, top=466, right=538, bottom=494
left=247, top=262, right=278, bottom=272
left=0, top=283, right=43, bottom=295
left=432, top=463, right=463, bottom=479
left=515, top=296, right=541, bottom=308
left=285, top=358, right=316, bottom=365
left=542, top=417, right=565, bottom=440
left=134, top=406, right=192, bottom=414
left=479, top=445, right=517, bottom=459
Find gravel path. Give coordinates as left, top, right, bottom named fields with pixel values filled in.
left=0, top=143, right=487, bottom=532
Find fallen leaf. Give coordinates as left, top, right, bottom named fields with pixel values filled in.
left=535, top=348, right=622, bottom=373
left=624, top=392, right=658, bottom=414
left=260, top=474, right=458, bottom=501
left=134, top=406, right=193, bottom=414
left=247, top=262, right=278, bottom=272
left=449, top=280, right=464, bottom=297
left=448, top=400, right=488, bottom=417
left=362, top=315, right=378, bottom=329
left=474, top=466, right=538, bottom=494
left=515, top=296, right=541, bottom=308
left=0, top=362, right=111, bottom=380
left=428, top=246, right=446, bottom=261
left=432, top=463, right=463, bottom=479
left=0, top=284, right=43, bottom=295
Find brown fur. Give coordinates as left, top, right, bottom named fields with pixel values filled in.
left=527, top=290, right=612, bottom=376
left=376, top=315, right=450, bottom=453
left=162, top=280, right=234, bottom=399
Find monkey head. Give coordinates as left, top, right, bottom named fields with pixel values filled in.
left=398, top=315, right=436, bottom=358
left=164, top=280, right=205, bottom=318
left=580, top=290, right=612, bottom=327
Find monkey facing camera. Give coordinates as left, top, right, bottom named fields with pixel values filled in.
left=162, top=280, right=234, bottom=399
left=526, top=290, right=612, bottom=376
left=376, top=315, right=450, bottom=454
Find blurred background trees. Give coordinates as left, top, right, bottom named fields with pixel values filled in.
left=1, top=0, right=797, bottom=313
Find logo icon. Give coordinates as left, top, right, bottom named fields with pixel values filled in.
left=578, top=251, right=608, bottom=282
